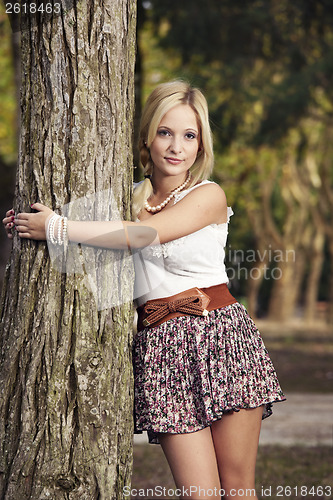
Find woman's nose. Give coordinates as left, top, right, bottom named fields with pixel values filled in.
left=169, top=136, right=182, bottom=153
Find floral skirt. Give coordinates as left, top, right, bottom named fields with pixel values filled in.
left=132, top=302, right=286, bottom=444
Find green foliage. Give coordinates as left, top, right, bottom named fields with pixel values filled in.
left=0, top=7, right=17, bottom=165
left=147, top=0, right=333, bottom=141
left=139, top=0, right=333, bottom=305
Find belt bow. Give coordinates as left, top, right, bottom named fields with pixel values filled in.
left=142, top=289, right=210, bottom=327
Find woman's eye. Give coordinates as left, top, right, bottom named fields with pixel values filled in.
left=185, top=132, right=197, bottom=140
left=157, top=129, right=170, bottom=136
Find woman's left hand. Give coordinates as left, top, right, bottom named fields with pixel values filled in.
left=14, top=203, right=54, bottom=240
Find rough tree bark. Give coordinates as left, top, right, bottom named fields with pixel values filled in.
left=0, top=1, right=136, bottom=498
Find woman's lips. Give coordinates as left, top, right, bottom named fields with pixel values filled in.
left=165, top=157, right=184, bottom=165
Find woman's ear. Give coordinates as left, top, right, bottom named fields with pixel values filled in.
left=145, top=141, right=151, bottom=156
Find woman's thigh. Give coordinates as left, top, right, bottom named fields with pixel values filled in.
left=210, top=407, right=264, bottom=496
left=158, top=426, right=221, bottom=499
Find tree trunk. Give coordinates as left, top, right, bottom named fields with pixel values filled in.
left=267, top=249, right=305, bottom=322
left=327, top=238, right=333, bottom=325
left=133, top=0, right=144, bottom=179
left=0, top=1, right=136, bottom=498
left=246, top=250, right=269, bottom=319
left=304, top=229, right=325, bottom=323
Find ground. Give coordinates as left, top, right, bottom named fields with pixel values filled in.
left=131, top=319, right=333, bottom=500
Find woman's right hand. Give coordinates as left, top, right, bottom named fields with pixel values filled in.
left=2, top=209, right=15, bottom=239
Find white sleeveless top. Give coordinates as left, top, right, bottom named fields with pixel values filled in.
left=133, top=180, right=233, bottom=307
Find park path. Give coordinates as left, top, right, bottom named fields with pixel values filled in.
left=259, top=392, right=332, bottom=446
left=133, top=393, right=333, bottom=447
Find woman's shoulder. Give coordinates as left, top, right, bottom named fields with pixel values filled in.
left=188, top=179, right=218, bottom=190
left=174, top=179, right=226, bottom=204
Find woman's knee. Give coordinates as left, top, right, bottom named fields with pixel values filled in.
left=158, top=429, right=222, bottom=498
left=210, top=409, right=262, bottom=491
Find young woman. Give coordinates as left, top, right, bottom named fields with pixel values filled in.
left=3, top=81, right=285, bottom=499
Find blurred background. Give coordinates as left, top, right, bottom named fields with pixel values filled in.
left=0, top=1, right=332, bottom=498
left=133, top=0, right=333, bottom=326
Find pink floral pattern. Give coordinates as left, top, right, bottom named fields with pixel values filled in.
left=133, top=302, right=286, bottom=444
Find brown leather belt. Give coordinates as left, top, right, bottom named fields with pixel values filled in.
left=137, top=283, right=237, bottom=331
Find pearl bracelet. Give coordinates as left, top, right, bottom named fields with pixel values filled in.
left=47, top=214, right=60, bottom=245
left=47, top=213, right=68, bottom=247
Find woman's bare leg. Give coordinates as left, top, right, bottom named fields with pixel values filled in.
left=210, top=407, right=264, bottom=499
left=158, top=426, right=221, bottom=499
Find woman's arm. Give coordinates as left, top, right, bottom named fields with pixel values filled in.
left=4, top=183, right=227, bottom=249
left=9, top=204, right=158, bottom=250
left=136, top=183, right=227, bottom=244
left=68, top=183, right=226, bottom=247
left=67, top=220, right=158, bottom=249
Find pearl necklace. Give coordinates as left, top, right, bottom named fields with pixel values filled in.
left=144, top=171, right=191, bottom=213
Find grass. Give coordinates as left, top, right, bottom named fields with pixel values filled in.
left=256, top=446, right=333, bottom=499
left=131, top=445, right=333, bottom=499
left=264, top=341, right=333, bottom=394
left=253, top=320, right=333, bottom=394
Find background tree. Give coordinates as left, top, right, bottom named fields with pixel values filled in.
left=139, top=0, right=333, bottom=322
left=0, top=0, right=136, bottom=498
left=0, top=7, right=18, bottom=291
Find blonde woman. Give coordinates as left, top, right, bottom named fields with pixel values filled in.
left=3, top=81, right=285, bottom=499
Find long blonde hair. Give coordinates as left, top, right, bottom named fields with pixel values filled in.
left=132, top=81, right=214, bottom=219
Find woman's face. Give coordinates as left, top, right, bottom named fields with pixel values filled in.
left=149, top=104, right=200, bottom=179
